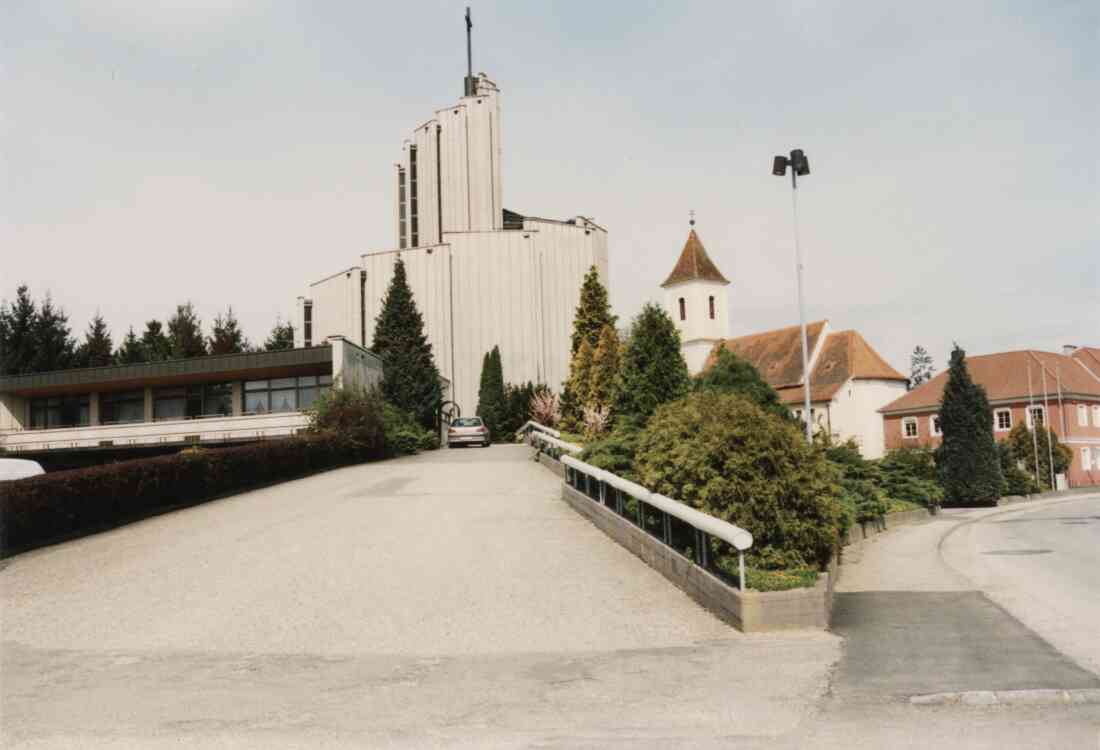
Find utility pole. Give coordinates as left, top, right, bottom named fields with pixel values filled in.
left=1041, top=364, right=1056, bottom=490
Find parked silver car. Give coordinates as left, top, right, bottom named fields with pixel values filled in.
left=447, top=417, right=491, bottom=448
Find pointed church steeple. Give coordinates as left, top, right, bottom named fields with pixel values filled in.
left=661, top=225, right=730, bottom=288
left=661, top=216, right=731, bottom=374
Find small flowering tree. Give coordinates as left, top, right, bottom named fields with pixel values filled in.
left=530, top=389, right=561, bottom=427
left=582, top=403, right=610, bottom=439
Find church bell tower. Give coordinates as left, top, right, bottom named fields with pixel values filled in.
left=661, top=216, right=730, bottom=374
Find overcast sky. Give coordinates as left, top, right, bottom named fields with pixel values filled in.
left=3, top=1, right=1097, bottom=375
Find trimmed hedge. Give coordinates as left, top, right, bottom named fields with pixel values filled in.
left=0, top=433, right=383, bottom=555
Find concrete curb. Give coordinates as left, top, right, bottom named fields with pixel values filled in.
left=910, top=688, right=1100, bottom=707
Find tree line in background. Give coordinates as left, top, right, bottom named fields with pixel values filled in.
left=0, top=284, right=297, bottom=376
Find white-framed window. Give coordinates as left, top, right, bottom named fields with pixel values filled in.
left=1026, top=405, right=1045, bottom=429
left=1083, top=447, right=1093, bottom=472
left=902, top=417, right=919, bottom=439
left=994, top=408, right=1013, bottom=432
left=1080, top=404, right=1089, bottom=427
left=929, top=414, right=942, bottom=437
left=1093, top=405, right=1100, bottom=427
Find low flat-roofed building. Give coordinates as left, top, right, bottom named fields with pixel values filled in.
left=0, top=336, right=383, bottom=468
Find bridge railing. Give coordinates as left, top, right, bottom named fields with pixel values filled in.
left=561, top=454, right=754, bottom=591
left=516, top=420, right=561, bottom=440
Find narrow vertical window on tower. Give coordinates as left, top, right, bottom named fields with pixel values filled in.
left=679, top=298, right=686, bottom=321
left=303, top=301, right=313, bottom=348
left=409, top=146, right=419, bottom=247
left=709, top=296, right=715, bottom=320
left=398, top=168, right=408, bottom=249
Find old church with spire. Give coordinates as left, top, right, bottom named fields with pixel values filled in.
left=661, top=223, right=908, bottom=458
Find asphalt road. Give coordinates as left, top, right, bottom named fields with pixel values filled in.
left=1, top=444, right=839, bottom=748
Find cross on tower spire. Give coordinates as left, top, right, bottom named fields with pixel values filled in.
left=464, top=7, right=476, bottom=96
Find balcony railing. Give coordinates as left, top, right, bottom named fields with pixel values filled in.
left=0, top=411, right=310, bottom=452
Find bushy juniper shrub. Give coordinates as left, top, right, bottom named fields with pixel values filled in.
left=382, top=402, right=439, bottom=456
left=579, top=416, right=645, bottom=483
left=877, top=446, right=944, bottom=509
left=633, top=391, right=844, bottom=571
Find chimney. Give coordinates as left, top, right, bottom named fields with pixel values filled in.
left=1063, top=344, right=1078, bottom=356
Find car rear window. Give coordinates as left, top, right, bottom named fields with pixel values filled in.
left=452, top=418, right=483, bottom=427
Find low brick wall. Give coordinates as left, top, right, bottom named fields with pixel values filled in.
left=561, top=483, right=834, bottom=632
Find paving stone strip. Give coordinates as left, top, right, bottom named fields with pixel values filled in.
left=910, top=688, right=1100, bottom=706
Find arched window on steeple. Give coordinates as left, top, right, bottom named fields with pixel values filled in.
left=709, top=296, right=715, bottom=320
left=679, top=298, right=686, bottom=321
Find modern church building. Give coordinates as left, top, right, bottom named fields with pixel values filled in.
left=296, top=64, right=608, bottom=413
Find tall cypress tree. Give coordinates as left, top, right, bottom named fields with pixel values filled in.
left=476, top=345, right=506, bottom=436
left=937, top=344, right=1002, bottom=505
left=1, top=285, right=37, bottom=375
left=371, top=258, right=442, bottom=428
left=167, top=302, right=207, bottom=359
left=614, top=303, right=690, bottom=422
left=115, top=326, right=148, bottom=364
left=208, top=306, right=249, bottom=355
left=31, top=295, right=76, bottom=372
left=140, top=320, right=172, bottom=362
left=74, top=312, right=114, bottom=368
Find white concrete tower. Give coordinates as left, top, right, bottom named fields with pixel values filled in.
left=661, top=219, right=730, bottom=374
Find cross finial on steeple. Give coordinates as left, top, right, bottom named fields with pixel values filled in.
left=689, top=210, right=695, bottom=228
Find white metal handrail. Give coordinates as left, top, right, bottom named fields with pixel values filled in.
left=561, top=454, right=753, bottom=589
left=516, top=420, right=561, bottom=439
left=529, top=430, right=582, bottom=455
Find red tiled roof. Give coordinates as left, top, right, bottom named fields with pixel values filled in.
left=661, top=229, right=729, bottom=287
left=880, top=349, right=1100, bottom=414
left=705, top=323, right=905, bottom=403
left=1072, top=347, right=1100, bottom=378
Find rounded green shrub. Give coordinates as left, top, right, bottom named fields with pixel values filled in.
left=634, top=391, right=843, bottom=570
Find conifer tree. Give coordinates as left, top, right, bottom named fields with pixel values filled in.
left=167, top=302, right=207, bottom=359
left=140, top=320, right=172, bottom=362
left=115, top=327, right=148, bottom=364
left=74, top=312, right=114, bottom=368
left=936, top=345, right=1002, bottom=504
left=30, top=294, right=76, bottom=372
left=588, top=325, right=621, bottom=411
left=476, top=345, right=506, bottom=436
left=208, top=306, right=249, bottom=355
left=910, top=345, right=935, bottom=388
left=264, top=318, right=295, bottom=351
left=614, top=303, right=690, bottom=422
left=0, top=285, right=37, bottom=375
left=567, top=338, right=595, bottom=413
left=562, top=266, right=616, bottom=426
left=570, top=266, right=617, bottom=355
left=371, top=258, right=443, bottom=428
left=694, top=346, right=789, bottom=419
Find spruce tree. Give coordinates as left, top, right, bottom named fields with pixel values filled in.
left=1, top=285, right=37, bottom=375
left=115, top=327, right=148, bottom=364
left=936, top=345, right=1002, bottom=504
left=74, top=312, right=114, bottom=368
left=167, top=302, right=207, bottom=359
left=140, top=320, right=172, bottom=362
left=588, top=325, right=621, bottom=411
left=570, top=266, right=616, bottom=355
left=264, top=318, right=295, bottom=351
left=613, top=303, right=690, bottom=422
left=371, top=258, right=443, bottom=429
left=208, top=306, right=249, bottom=355
left=31, top=294, right=76, bottom=372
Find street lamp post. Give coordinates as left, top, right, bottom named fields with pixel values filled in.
left=772, top=149, right=813, bottom=444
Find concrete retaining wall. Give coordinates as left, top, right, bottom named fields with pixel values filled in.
left=560, top=483, right=833, bottom=632
left=537, top=452, right=565, bottom=477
